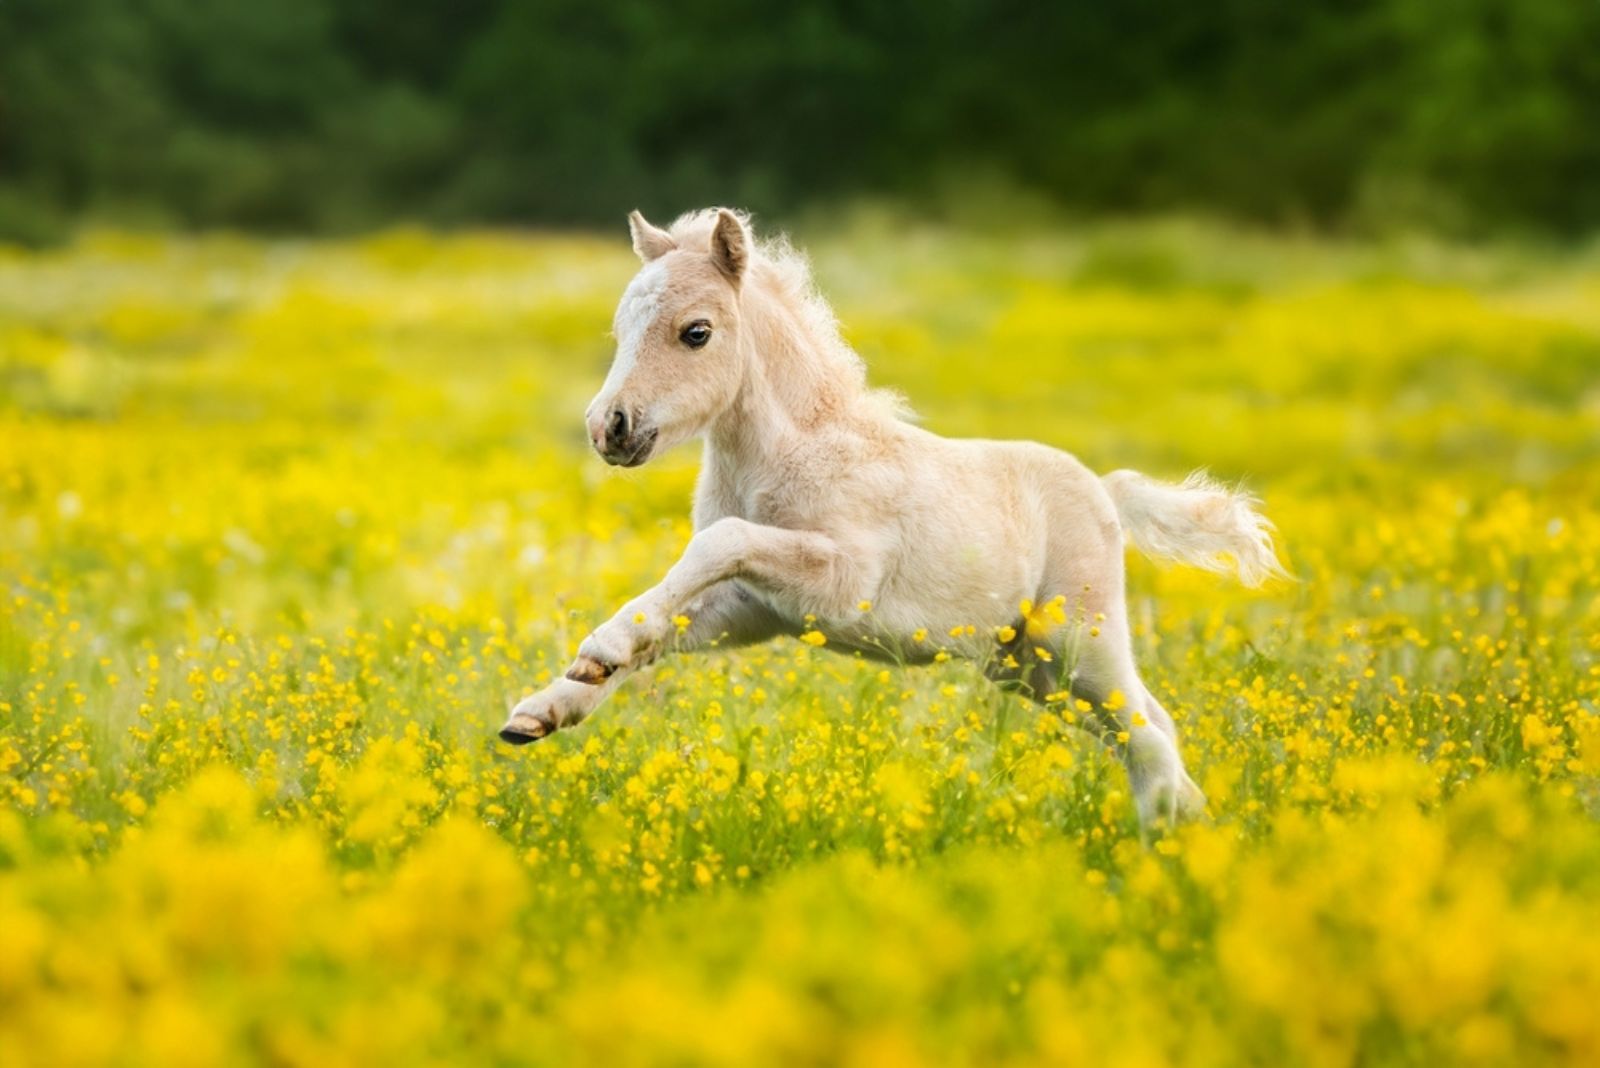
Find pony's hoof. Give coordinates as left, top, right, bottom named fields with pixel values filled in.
left=565, top=655, right=615, bottom=685
left=499, top=706, right=556, bottom=744
left=1138, top=772, right=1208, bottom=828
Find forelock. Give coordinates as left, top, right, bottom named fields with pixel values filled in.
left=664, top=208, right=752, bottom=250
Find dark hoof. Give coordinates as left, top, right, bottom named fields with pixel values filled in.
left=498, top=724, right=546, bottom=745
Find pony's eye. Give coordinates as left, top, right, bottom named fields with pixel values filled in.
left=680, top=321, right=712, bottom=349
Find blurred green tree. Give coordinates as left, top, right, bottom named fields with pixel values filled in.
left=0, top=0, right=1595, bottom=239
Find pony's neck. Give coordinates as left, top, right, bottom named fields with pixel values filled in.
left=708, top=273, right=859, bottom=464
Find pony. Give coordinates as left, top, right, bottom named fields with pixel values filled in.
left=500, top=208, right=1285, bottom=826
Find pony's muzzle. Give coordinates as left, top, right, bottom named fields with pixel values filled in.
left=595, top=407, right=657, bottom=467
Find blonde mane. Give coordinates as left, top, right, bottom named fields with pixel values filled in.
left=664, top=209, right=910, bottom=421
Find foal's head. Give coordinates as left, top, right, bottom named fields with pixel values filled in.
left=586, top=209, right=752, bottom=467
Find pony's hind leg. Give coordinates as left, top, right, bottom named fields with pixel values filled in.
left=1062, top=611, right=1205, bottom=826
left=1024, top=453, right=1201, bottom=824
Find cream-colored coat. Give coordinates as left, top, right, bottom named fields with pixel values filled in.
left=501, top=209, right=1285, bottom=826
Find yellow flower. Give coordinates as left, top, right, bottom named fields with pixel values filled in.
left=1022, top=595, right=1068, bottom=638
left=1520, top=714, right=1554, bottom=750
left=8, top=224, right=1599, bottom=1068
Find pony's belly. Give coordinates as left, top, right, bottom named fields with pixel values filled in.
left=739, top=580, right=990, bottom=663
left=806, top=584, right=1027, bottom=666
left=870, top=548, right=1034, bottom=635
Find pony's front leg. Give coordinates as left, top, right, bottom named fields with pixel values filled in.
left=569, top=518, right=850, bottom=683
left=499, top=672, right=628, bottom=744
left=568, top=576, right=784, bottom=685
left=499, top=572, right=784, bottom=743
left=500, top=518, right=852, bottom=742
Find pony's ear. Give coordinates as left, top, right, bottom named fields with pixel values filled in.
left=628, top=210, right=675, bottom=262
left=710, top=209, right=749, bottom=283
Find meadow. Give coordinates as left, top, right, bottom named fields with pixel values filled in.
left=2, top=218, right=1599, bottom=1066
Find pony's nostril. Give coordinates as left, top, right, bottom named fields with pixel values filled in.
left=606, top=408, right=630, bottom=446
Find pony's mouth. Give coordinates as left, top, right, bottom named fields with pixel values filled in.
left=607, top=427, right=658, bottom=468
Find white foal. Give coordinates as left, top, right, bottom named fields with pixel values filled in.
left=501, top=208, right=1285, bottom=827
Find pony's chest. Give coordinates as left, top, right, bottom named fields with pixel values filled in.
left=694, top=465, right=824, bottom=531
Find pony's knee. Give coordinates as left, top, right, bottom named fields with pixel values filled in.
left=688, top=516, right=753, bottom=564
left=1065, top=649, right=1136, bottom=708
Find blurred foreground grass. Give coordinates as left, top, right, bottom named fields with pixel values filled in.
left=2, top=220, right=1600, bottom=1066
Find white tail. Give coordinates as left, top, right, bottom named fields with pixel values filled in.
left=1102, top=469, right=1287, bottom=587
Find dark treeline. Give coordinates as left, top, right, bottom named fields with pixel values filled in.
left=1, top=0, right=1597, bottom=241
